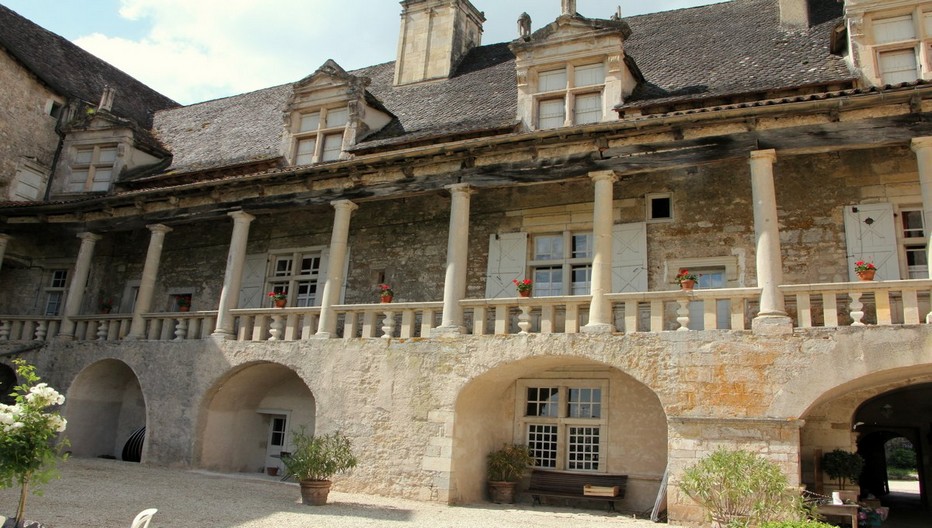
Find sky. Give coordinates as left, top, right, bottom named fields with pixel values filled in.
left=2, top=0, right=729, bottom=105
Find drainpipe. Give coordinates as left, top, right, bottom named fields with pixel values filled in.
left=42, top=98, right=73, bottom=202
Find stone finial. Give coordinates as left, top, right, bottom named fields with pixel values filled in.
left=98, top=85, right=116, bottom=112
left=561, top=0, right=576, bottom=16
left=518, top=12, right=531, bottom=38
left=611, top=6, right=622, bottom=21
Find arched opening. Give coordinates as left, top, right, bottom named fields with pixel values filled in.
left=64, top=359, right=147, bottom=460
left=197, top=362, right=315, bottom=474
left=0, top=363, right=16, bottom=405
left=450, top=356, right=666, bottom=513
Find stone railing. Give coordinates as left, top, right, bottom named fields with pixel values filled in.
left=2, top=280, right=930, bottom=343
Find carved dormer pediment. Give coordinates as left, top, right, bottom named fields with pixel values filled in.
left=285, top=60, right=392, bottom=166
left=510, top=13, right=638, bottom=131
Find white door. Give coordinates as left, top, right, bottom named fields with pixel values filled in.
left=844, top=203, right=900, bottom=281
left=265, top=414, right=288, bottom=471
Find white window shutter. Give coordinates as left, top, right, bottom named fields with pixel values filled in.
left=844, top=203, right=901, bottom=281
left=611, top=223, right=648, bottom=292
left=486, top=232, right=528, bottom=298
left=238, top=254, right=267, bottom=308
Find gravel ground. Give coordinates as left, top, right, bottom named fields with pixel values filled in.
left=0, top=458, right=661, bottom=528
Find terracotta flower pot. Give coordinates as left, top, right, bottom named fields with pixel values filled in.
left=381, top=295, right=393, bottom=303
left=179, top=306, right=190, bottom=312
left=518, top=290, right=531, bottom=298
left=299, top=479, right=332, bottom=506
left=857, top=269, right=876, bottom=281
left=274, top=299, right=287, bottom=308
left=680, top=279, right=696, bottom=291
left=487, top=480, right=517, bottom=504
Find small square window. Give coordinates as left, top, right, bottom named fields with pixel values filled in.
left=648, top=194, right=672, bottom=221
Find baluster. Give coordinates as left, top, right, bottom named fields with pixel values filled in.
left=97, top=321, right=109, bottom=341
left=517, top=304, right=532, bottom=334
left=381, top=309, right=396, bottom=338
left=0, top=320, right=10, bottom=340
left=268, top=314, right=283, bottom=341
left=676, top=298, right=690, bottom=331
left=174, top=318, right=188, bottom=341
left=400, top=310, right=415, bottom=338
left=472, top=306, right=487, bottom=335
left=849, top=292, right=865, bottom=326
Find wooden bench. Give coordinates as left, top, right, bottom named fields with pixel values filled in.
left=527, top=469, right=628, bottom=512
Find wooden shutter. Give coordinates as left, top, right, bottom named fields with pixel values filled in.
left=238, top=254, right=267, bottom=308
left=485, top=233, right=528, bottom=298
left=844, top=203, right=900, bottom=281
left=611, top=223, right=648, bottom=292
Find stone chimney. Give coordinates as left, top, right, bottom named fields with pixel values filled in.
left=394, top=0, right=485, bottom=86
left=98, top=85, right=116, bottom=112
left=779, top=0, right=810, bottom=28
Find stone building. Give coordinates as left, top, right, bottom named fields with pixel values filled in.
left=0, top=0, right=931, bottom=524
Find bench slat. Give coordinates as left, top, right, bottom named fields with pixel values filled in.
left=527, top=469, right=627, bottom=510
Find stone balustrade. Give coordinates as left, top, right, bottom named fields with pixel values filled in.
left=2, top=280, right=931, bottom=343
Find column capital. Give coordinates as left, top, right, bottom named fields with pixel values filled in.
left=588, top=170, right=618, bottom=183
left=444, top=183, right=474, bottom=195
left=146, top=223, right=173, bottom=234
left=911, top=136, right=932, bottom=153
left=228, top=210, right=255, bottom=224
left=330, top=199, right=359, bottom=212
left=750, top=149, right=777, bottom=163
left=77, top=232, right=102, bottom=242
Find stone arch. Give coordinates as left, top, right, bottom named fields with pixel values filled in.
left=450, top=355, right=667, bottom=513
left=0, top=363, right=15, bottom=405
left=196, top=361, right=316, bottom=474
left=64, top=359, right=147, bottom=460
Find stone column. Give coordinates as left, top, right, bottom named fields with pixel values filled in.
left=433, top=184, right=473, bottom=336
left=750, top=150, right=791, bottom=333
left=583, top=170, right=617, bottom=334
left=911, top=137, right=932, bottom=279
left=58, top=232, right=102, bottom=340
left=0, top=234, right=11, bottom=273
left=212, top=211, right=255, bottom=339
left=316, top=200, right=358, bottom=338
left=125, top=224, right=173, bottom=340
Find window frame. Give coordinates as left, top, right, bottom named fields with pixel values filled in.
left=292, top=106, right=348, bottom=165
left=515, top=379, right=609, bottom=473
left=868, top=7, right=932, bottom=85
left=896, top=206, right=928, bottom=279
left=532, top=61, right=606, bottom=130
left=66, top=144, right=118, bottom=193
left=44, top=269, right=68, bottom=316
left=647, top=193, right=673, bottom=222
left=529, top=231, right=594, bottom=297
left=265, top=247, right=325, bottom=307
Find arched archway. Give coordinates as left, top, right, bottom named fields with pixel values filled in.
left=450, top=355, right=667, bottom=513
left=64, top=359, right=147, bottom=460
left=0, top=363, right=15, bottom=405
left=197, top=362, right=316, bottom=474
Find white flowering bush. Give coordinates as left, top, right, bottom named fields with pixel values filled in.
left=0, top=360, right=69, bottom=528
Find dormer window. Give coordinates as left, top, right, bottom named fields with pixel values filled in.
left=66, top=144, right=116, bottom=192
left=293, top=107, right=348, bottom=165
left=862, top=7, right=932, bottom=86
left=534, top=62, right=605, bottom=130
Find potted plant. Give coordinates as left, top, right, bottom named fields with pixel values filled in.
left=176, top=295, right=191, bottom=312
left=854, top=261, right=877, bottom=281
left=268, top=290, right=288, bottom=308
left=98, top=297, right=113, bottom=314
left=486, top=443, right=533, bottom=504
left=281, top=428, right=357, bottom=506
left=675, top=269, right=698, bottom=290
left=822, top=449, right=864, bottom=498
left=512, top=278, right=532, bottom=297
left=378, top=284, right=394, bottom=303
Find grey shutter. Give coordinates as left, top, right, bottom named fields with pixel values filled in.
left=611, top=223, right=648, bottom=292
left=485, top=232, right=528, bottom=298
left=844, top=203, right=900, bottom=281
left=238, top=254, right=267, bottom=308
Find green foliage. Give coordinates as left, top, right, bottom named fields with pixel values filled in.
left=0, top=359, right=69, bottom=527
left=821, top=450, right=864, bottom=490
left=886, top=446, right=916, bottom=470
left=759, top=521, right=837, bottom=528
left=486, top=444, right=533, bottom=482
left=680, top=449, right=805, bottom=528
left=281, top=428, right=357, bottom=482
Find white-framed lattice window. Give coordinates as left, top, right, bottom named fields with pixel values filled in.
left=516, top=380, right=607, bottom=472
left=533, top=62, right=605, bottom=130
left=530, top=232, right=593, bottom=296
left=898, top=207, right=927, bottom=279
left=868, top=8, right=932, bottom=85
left=266, top=248, right=323, bottom=307
left=293, top=106, right=348, bottom=165
left=44, top=269, right=68, bottom=316
left=67, top=144, right=117, bottom=193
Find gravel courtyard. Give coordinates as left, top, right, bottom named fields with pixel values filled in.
left=0, top=458, right=661, bottom=528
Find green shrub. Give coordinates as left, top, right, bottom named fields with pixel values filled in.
left=886, top=447, right=916, bottom=470
left=486, top=444, right=533, bottom=482
left=281, top=428, right=357, bottom=482
left=821, top=450, right=864, bottom=490
left=759, top=521, right=836, bottom=528
left=680, top=449, right=805, bottom=528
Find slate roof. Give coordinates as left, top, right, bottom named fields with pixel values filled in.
left=0, top=3, right=178, bottom=128
left=144, top=0, right=853, bottom=177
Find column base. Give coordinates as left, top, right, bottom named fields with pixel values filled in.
left=313, top=332, right=333, bottom=339
left=430, top=325, right=466, bottom=337
left=56, top=334, right=74, bottom=342
left=751, top=314, right=793, bottom=335
left=209, top=331, right=234, bottom=342
left=581, top=322, right=614, bottom=334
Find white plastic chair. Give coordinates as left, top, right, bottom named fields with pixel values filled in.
left=129, top=508, right=157, bottom=528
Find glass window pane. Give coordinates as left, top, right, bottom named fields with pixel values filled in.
left=571, top=234, right=592, bottom=259
left=533, top=267, right=563, bottom=296
left=534, top=235, right=563, bottom=260
left=97, top=146, right=117, bottom=164
left=326, top=108, right=348, bottom=127
left=907, top=245, right=928, bottom=278
left=879, top=49, right=918, bottom=84
left=525, top=387, right=559, bottom=417
left=274, top=257, right=293, bottom=276
left=66, top=170, right=88, bottom=192
left=874, top=15, right=916, bottom=44
left=567, top=425, right=600, bottom=471
left=295, top=281, right=317, bottom=307
left=571, top=265, right=591, bottom=295
left=538, top=68, right=567, bottom=92
left=903, top=210, right=924, bottom=238
left=538, top=98, right=565, bottom=129
left=299, top=112, right=320, bottom=132
left=527, top=424, right=558, bottom=468
left=568, top=387, right=601, bottom=418
left=574, top=63, right=605, bottom=87
left=51, top=270, right=67, bottom=288
left=574, top=93, right=602, bottom=124
left=296, top=138, right=315, bottom=165
left=697, top=270, right=726, bottom=289
left=92, top=168, right=112, bottom=183
left=45, top=291, right=63, bottom=316
left=74, top=148, right=93, bottom=165
left=321, top=133, right=343, bottom=161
